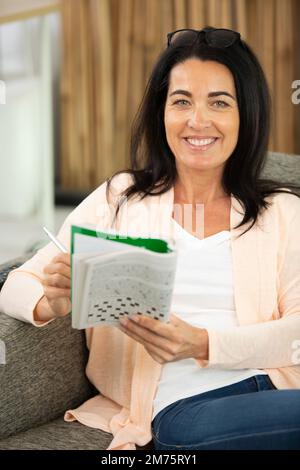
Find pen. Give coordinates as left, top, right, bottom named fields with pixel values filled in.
left=43, top=226, right=68, bottom=253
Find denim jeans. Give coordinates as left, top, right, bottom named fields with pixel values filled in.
left=152, top=375, right=300, bottom=450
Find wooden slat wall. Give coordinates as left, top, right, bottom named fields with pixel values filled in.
left=246, top=0, right=271, bottom=149
left=60, top=0, right=94, bottom=189
left=90, top=0, right=114, bottom=179
left=293, top=0, right=300, bottom=153
left=114, top=0, right=132, bottom=172
left=60, top=0, right=299, bottom=192
left=188, top=0, right=205, bottom=29
left=161, top=0, right=174, bottom=46
left=234, top=0, right=247, bottom=38
left=274, top=0, right=294, bottom=152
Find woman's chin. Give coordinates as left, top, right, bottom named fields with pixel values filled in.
left=180, top=155, right=217, bottom=171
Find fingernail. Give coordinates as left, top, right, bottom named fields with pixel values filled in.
left=119, top=317, right=128, bottom=326
left=130, top=315, right=139, bottom=323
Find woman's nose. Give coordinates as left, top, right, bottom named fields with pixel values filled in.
left=187, top=107, right=212, bottom=129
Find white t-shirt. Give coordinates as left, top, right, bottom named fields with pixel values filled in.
left=152, top=220, right=267, bottom=419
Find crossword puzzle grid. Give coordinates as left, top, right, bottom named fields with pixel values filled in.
left=84, top=258, right=175, bottom=325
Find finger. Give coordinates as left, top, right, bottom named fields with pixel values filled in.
left=120, top=317, right=176, bottom=354
left=119, top=326, right=173, bottom=363
left=130, top=314, right=176, bottom=340
left=169, top=313, right=186, bottom=326
left=44, top=262, right=71, bottom=278
left=52, top=253, right=71, bottom=266
left=43, top=285, right=71, bottom=299
left=43, top=273, right=71, bottom=288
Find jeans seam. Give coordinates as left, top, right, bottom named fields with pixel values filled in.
left=152, top=417, right=164, bottom=441
left=152, top=398, right=188, bottom=440
left=152, top=418, right=165, bottom=441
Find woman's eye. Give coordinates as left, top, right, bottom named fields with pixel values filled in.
left=173, top=99, right=190, bottom=106
left=212, top=100, right=229, bottom=108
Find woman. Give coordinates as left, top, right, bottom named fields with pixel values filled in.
left=1, top=27, right=300, bottom=450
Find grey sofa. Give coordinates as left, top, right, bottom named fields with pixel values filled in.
left=0, top=152, right=299, bottom=450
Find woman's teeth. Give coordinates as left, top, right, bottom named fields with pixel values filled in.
left=186, top=137, right=217, bottom=147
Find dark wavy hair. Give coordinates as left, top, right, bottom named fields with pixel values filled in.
left=107, top=27, right=300, bottom=236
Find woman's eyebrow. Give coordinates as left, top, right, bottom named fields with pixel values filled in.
left=169, top=89, right=192, bottom=98
left=169, top=89, right=236, bottom=100
left=208, top=91, right=236, bottom=100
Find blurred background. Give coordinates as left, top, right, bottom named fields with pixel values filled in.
left=0, top=0, right=299, bottom=263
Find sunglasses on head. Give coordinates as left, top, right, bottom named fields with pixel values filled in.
left=167, top=28, right=241, bottom=48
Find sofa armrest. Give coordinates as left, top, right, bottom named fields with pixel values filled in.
left=0, top=255, right=30, bottom=291
left=0, top=311, right=96, bottom=440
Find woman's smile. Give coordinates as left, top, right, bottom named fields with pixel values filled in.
left=183, top=136, right=220, bottom=152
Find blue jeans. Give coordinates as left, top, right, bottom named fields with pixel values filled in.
left=152, top=375, right=300, bottom=450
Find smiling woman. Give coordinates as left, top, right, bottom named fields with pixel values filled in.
left=108, top=27, right=299, bottom=238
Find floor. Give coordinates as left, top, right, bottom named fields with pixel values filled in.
left=0, top=206, right=74, bottom=264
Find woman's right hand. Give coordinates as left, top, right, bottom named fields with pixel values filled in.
left=34, top=253, right=71, bottom=321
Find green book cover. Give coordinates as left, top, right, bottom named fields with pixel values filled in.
left=71, top=225, right=173, bottom=254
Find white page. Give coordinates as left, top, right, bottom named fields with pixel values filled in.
left=74, top=249, right=177, bottom=329
left=72, top=231, right=147, bottom=327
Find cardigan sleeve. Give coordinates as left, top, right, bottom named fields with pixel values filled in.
left=201, top=315, right=300, bottom=369
left=196, top=194, right=300, bottom=370
left=0, top=180, right=113, bottom=326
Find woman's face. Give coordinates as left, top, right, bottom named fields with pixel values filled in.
left=164, top=58, right=239, bottom=174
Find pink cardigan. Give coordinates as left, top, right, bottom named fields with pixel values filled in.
left=1, top=173, right=300, bottom=450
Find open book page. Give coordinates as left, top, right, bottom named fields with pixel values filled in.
left=71, top=225, right=177, bottom=329
left=73, top=249, right=177, bottom=329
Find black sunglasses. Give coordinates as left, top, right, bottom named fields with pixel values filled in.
left=167, top=28, right=241, bottom=48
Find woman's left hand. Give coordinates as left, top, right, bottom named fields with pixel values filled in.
left=118, top=313, right=209, bottom=364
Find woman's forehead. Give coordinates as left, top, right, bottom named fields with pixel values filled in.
left=168, top=59, right=236, bottom=95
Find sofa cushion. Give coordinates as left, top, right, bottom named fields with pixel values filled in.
left=0, top=313, right=96, bottom=440
left=0, top=417, right=113, bottom=450
left=0, top=416, right=154, bottom=450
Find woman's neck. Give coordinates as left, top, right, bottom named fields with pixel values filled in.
left=174, top=177, right=228, bottom=205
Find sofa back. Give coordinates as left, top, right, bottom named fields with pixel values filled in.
left=262, top=151, right=300, bottom=192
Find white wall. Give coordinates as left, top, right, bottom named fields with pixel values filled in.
left=0, top=13, right=61, bottom=219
